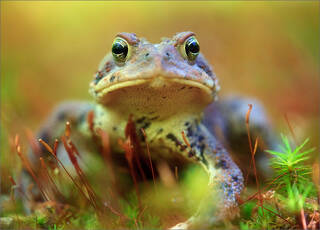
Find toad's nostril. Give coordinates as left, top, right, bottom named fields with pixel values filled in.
left=145, top=53, right=150, bottom=57
left=163, top=52, right=171, bottom=61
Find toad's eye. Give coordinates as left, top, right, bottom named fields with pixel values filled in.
left=183, top=36, right=200, bottom=62
left=112, top=38, right=129, bottom=62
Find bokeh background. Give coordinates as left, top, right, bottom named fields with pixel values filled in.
left=1, top=1, right=319, bottom=170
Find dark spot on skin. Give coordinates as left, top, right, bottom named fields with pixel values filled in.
left=198, top=135, right=204, bottom=142
left=94, top=71, right=104, bottom=84
left=186, top=126, right=193, bottom=137
left=162, top=96, right=167, bottom=99
left=188, top=150, right=195, bottom=157
left=216, top=159, right=228, bottom=169
left=180, top=86, right=186, bottom=90
left=179, top=145, right=187, bottom=151
left=145, top=53, right=149, bottom=57
left=188, top=86, right=193, bottom=89
left=150, top=115, right=160, bottom=120
left=166, top=133, right=182, bottom=147
left=201, top=156, right=209, bottom=166
left=198, top=143, right=205, bottom=155
left=232, top=175, right=239, bottom=182
left=196, top=59, right=213, bottom=77
left=112, top=126, right=117, bottom=131
left=157, top=128, right=163, bottom=134
left=149, top=111, right=155, bottom=114
left=166, top=133, right=176, bottom=141
left=216, top=146, right=223, bottom=151
left=184, top=122, right=189, bottom=126
left=228, top=188, right=234, bottom=196
left=136, top=116, right=146, bottom=124
left=104, top=61, right=113, bottom=72
left=110, top=75, right=116, bottom=82
left=222, top=183, right=233, bottom=196
left=141, top=122, right=151, bottom=130
left=198, top=63, right=205, bottom=69
left=221, top=183, right=234, bottom=197
left=57, top=112, right=66, bottom=121
left=105, top=61, right=112, bottom=67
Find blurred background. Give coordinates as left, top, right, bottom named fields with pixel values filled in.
left=1, top=1, right=319, bottom=169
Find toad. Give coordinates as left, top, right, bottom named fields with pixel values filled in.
left=24, top=32, right=277, bottom=229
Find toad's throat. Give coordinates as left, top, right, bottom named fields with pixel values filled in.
left=96, top=77, right=214, bottom=119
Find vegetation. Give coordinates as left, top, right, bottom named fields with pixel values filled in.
left=239, top=135, right=319, bottom=230
left=1, top=113, right=319, bottom=229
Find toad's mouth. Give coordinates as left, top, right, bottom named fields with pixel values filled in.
left=92, top=76, right=215, bottom=118
left=93, top=76, right=214, bottom=102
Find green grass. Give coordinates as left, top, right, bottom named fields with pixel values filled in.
left=239, top=135, right=318, bottom=229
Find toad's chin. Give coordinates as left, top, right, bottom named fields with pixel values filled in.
left=92, top=77, right=215, bottom=118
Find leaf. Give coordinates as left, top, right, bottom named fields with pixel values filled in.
left=292, top=137, right=310, bottom=154
left=280, top=134, right=292, bottom=153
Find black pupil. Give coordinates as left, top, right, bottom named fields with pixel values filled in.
left=186, top=39, right=199, bottom=54
left=112, top=41, right=128, bottom=57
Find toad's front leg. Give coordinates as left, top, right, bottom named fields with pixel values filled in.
left=172, top=123, right=244, bottom=229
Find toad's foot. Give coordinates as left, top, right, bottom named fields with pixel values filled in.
left=170, top=124, right=243, bottom=229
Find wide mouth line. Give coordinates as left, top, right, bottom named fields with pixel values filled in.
left=95, top=77, right=213, bottom=95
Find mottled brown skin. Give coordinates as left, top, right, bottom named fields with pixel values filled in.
left=24, top=32, right=277, bottom=229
